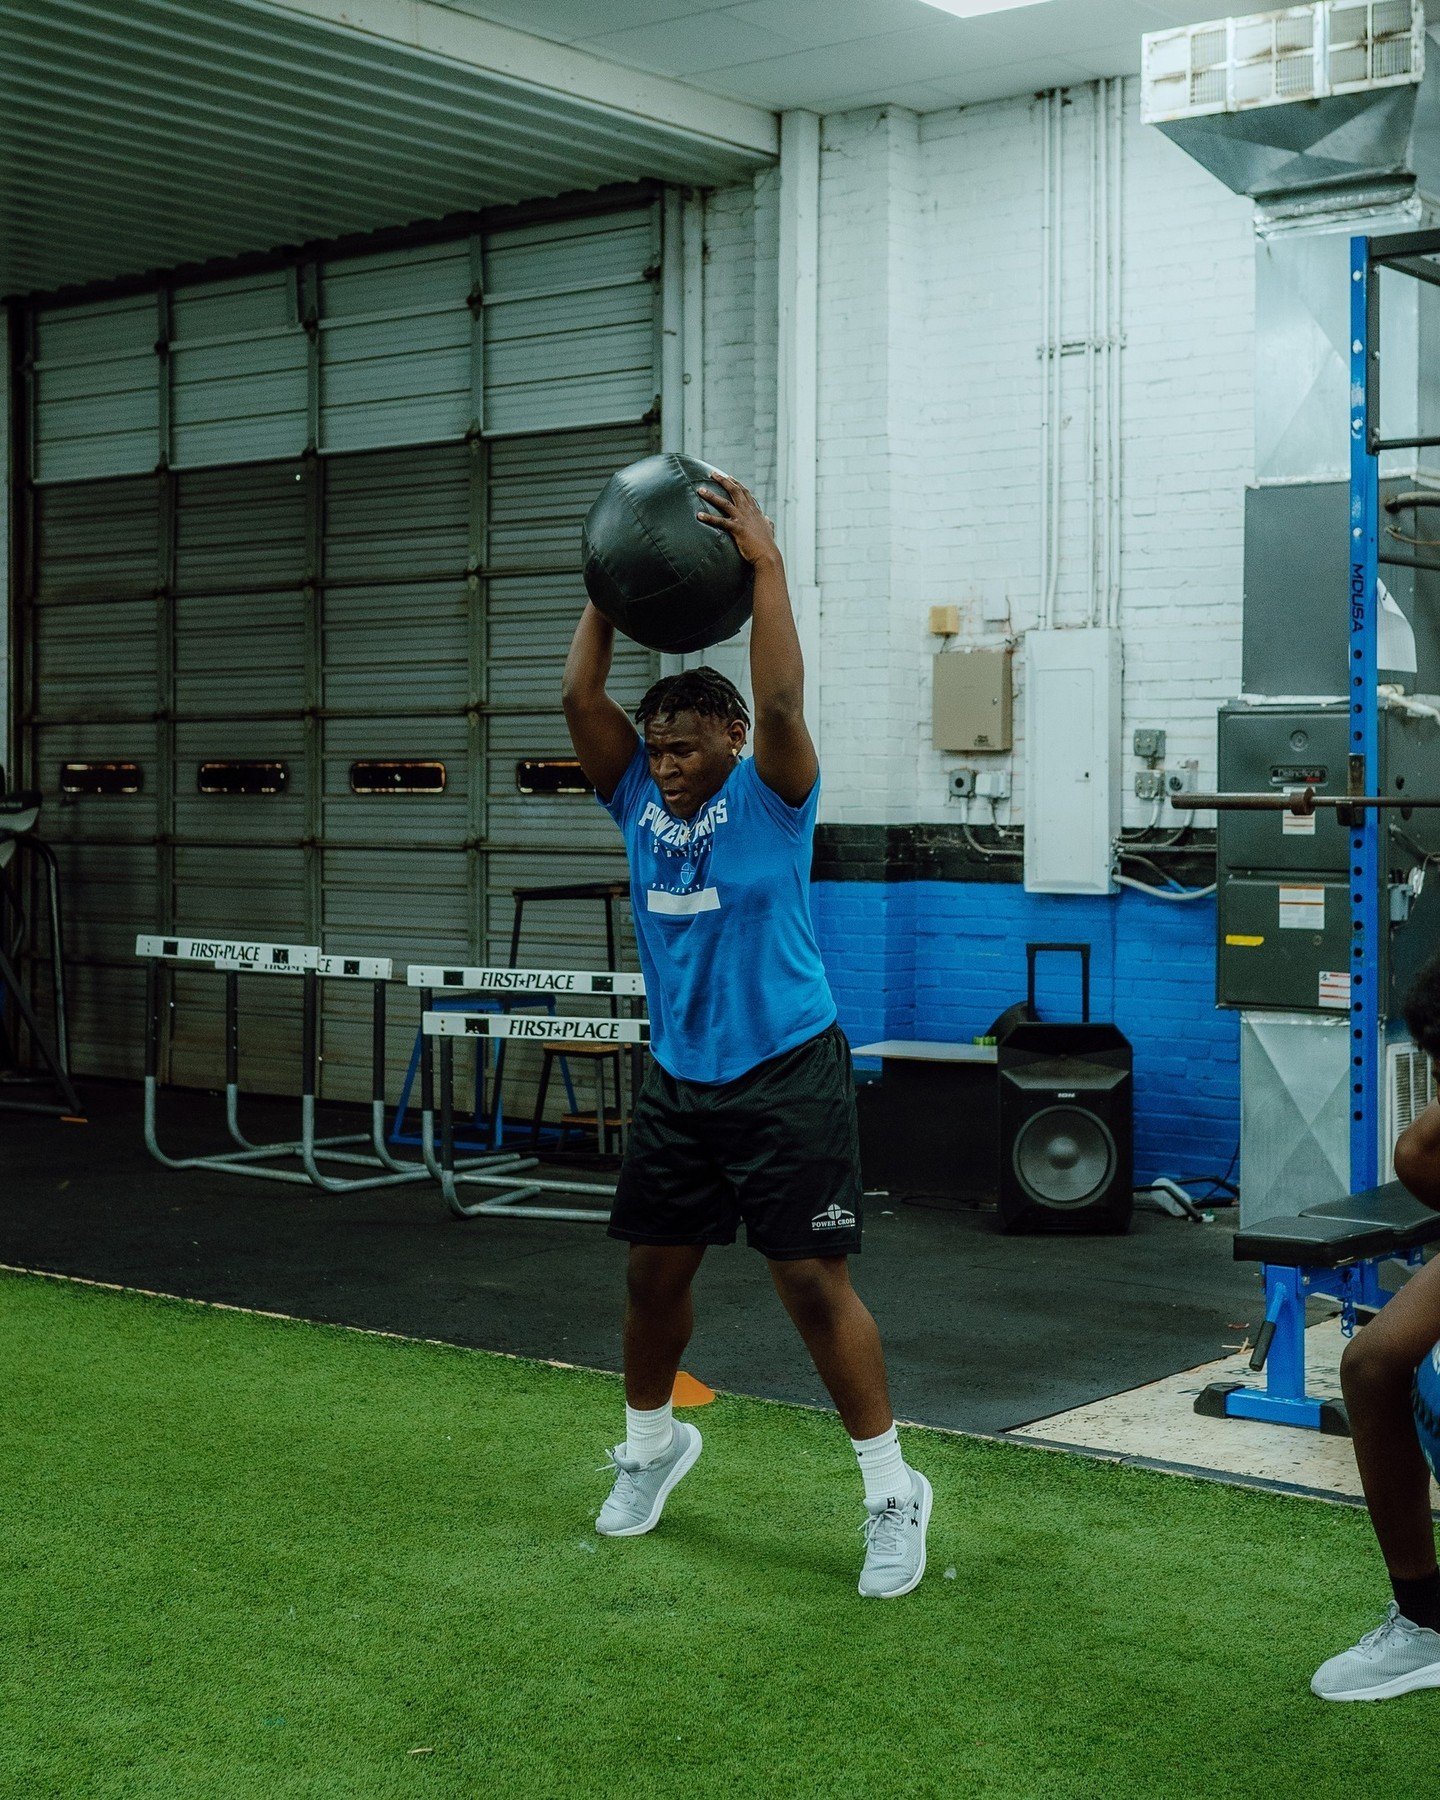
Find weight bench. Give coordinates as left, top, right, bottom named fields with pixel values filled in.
left=1197, top=1182, right=1440, bottom=1435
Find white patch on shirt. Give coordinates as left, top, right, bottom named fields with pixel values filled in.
left=646, top=888, right=721, bottom=917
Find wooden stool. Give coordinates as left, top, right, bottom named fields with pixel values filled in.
left=530, top=1042, right=625, bottom=1155
left=501, top=879, right=637, bottom=1155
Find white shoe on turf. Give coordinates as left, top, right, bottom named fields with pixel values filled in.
left=858, top=1467, right=932, bottom=1599
left=595, top=1421, right=703, bottom=1537
left=1311, top=1604, right=1440, bottom=1702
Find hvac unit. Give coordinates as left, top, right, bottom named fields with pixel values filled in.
left=1384, top=1037, right=1433, bottom=1182
left=1142, top=2, right=1423, bottom=125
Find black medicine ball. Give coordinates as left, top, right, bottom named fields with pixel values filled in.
left=581, top=452, right=756, bottom=655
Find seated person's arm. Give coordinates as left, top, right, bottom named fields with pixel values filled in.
left=562, top=603, right=639, bottom=803
left=1395, top=1100, right=1440, bottom=1212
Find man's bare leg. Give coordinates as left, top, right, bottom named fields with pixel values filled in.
left=767, top=1255, right=892, bottom=1438
left=1341, top=1254, right=1440, bottom=1583
left=595, top=1243, right=708, bottom=1539
left=1312, top=1253, right=1440, bottom=1698
left=623, top=1243, right=706, bottom=1409
left=769, top=1255, right=930, bottom=1598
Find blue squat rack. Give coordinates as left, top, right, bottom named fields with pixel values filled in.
left=1191, top=232, right=1440, bottom=1432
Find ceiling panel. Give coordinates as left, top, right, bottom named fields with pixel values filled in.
left=585, top=13, right=800, bottom=76
left=919, top=56, right=1102, bottom=108
left=1067, top=35, right=1160, bottom=80
left=728, top=0, right=922, bottom=48
left=432, top=0, right=716, bottom=36
left=436, top=0, right=1271, bottom=110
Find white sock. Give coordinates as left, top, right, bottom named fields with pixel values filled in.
left=852, top=1425, right=910, bottom=1510
left=625, top=1401, right=674, bottom=1465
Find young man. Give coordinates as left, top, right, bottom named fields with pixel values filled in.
left=1312, top=955, right=1440, bottom=1700
left=561, top=469, right=931, bottom=1598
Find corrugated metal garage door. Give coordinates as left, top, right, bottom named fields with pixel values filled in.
left=29, top=476, right=160, bottom=1073
left=16, top=196, right=664, bottom=1096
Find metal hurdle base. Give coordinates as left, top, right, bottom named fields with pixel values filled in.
left=416, top=962, right=647, bottom=1224
left=137, top=935, right=523, bottom=1198
left=140, top=939, right=377, bottom=1186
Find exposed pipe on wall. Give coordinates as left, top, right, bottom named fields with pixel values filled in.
left=1087, top=81, right=1099, bottom=627
left=680, top=189, right=705, bottom=460
left=1107, top=75, right=1124, bottom=630
left=1038, top=80, right=1123, bottom=633
left=1090, top=76, right=1125, bottom=631
left=1038, top=87, right=1053, bottom=630
left=777, top=109, right=822, bottom=750
left=660, top=186, right=685, bottom=454
left=1038, top=88, right=1065, bottom=630
left=1049, top=91, right=1063, bottom=629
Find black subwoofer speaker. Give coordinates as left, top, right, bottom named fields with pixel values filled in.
left=997, top=1021, right=1133, bottom=1234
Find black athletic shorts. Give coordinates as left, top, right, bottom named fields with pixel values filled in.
left=609, top=1022, right=864, bottom=1260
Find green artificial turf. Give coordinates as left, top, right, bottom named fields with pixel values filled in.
left=0, top=1270, right=1434, bottom=1800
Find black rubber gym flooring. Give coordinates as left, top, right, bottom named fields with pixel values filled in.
left=0, top=1083, right=1258, bottom=1435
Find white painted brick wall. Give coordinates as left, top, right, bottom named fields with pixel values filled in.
left=703, top=79, right=1256, bottom=829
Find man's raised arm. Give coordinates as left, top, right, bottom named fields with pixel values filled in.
left=696, top=472, right=818, bottom=807
left=562, top=602, right=640, bottom=803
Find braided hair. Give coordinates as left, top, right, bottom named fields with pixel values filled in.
left=634, top=667, right=750, bottom=729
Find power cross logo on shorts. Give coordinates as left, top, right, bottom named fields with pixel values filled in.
left=812, top=1204, right=857, bottom=1232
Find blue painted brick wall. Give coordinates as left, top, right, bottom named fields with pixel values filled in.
left=811, top=880, right=1239, bottom=1187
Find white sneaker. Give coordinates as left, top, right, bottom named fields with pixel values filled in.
left=595, top=1421, right=703, bottom=1538
left=858, top=1468, right=932, bottom=1599
left=1311, top=1604, right=1440, bottom=1702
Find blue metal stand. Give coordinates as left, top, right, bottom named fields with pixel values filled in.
left=1209, top=1257, right=1421, bottom=1435
left=390, top=995, right=505, bottom=1153
left=388, top=994, right=575, bottom=1153
left=1202, top=235, right=1427, bottom=1434
left=1350, top=231, right=1382, bottom=1196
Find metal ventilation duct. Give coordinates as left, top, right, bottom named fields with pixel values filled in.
left=1145, top=3, right=1440, bottom=487
left=1239, top=1012, right=1350, bottom=1225
left=1144, top=6, right=1440, bottom=1189
left=1143, top=3, right=1438, bottom=202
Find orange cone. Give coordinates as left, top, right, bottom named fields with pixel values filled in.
left=671, top=1370, right=715, bottom=1408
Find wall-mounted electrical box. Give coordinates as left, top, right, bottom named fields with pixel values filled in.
left=929, top=604, right=961, bottom=637
left=1024, top=628, right=1122, bottom=896
left=932, top=647, right=1012, bottom=753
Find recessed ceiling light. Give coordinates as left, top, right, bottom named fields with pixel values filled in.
left=916, top=0, right=1053, bottom=16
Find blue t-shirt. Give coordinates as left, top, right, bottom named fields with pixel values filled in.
left=602, top=746, right=837, bottom=1085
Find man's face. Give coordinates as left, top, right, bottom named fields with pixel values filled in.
left=644, top=709, right=746, bottom=820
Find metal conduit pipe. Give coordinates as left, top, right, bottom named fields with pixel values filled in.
left=1108, top=75, right=1124, bottom=630
left=1087, top=79, right=1099, bottom=627
left=1038, top=86, right=1052, bottom=628
left=1048, top=88, right=1064, bottom=628
left=1097, top=75, right=1109, bottom=629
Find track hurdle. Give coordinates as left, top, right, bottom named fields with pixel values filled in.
left=140, top=935, right=357, bottom=1183
left=415, top=964, right=647, bottom=1222
left=137, top=934, right=527, bottom=1194
left=275, top=952, right=459, bottom=1194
